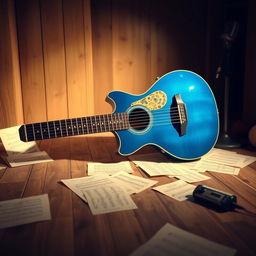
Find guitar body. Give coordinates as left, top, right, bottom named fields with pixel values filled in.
left=108, top=70, right=219, bottom=160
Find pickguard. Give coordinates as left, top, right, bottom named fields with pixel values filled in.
left=131, top=90, right=167, bottom=110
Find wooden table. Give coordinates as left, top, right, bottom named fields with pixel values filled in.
left=0, top=135, right=256, bottom=256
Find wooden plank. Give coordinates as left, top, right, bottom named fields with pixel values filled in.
left=40, top=0, right=68, bottom=120
left=0, top=0, right=23, bottom=128
left=112, top=0, right=134, bottom=93
left=29, top=138, right=74, bottom=256
left=83, top=0, right=94, bottom=116
left=63, top=0, right=90, bottom=118
left=15, top=0, right=47, bottom=123
left=7, top=0, right=23, bottom=125
left=91, top=0, right=113, bottom=115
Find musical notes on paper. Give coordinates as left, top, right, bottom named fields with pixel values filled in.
left=0, top=194, right=51, bottom=229
left=61, top=171, right=159, bottom=215
left=153, top=180, right=195, bottom=201
left=112, top=171, right=158, bottom=194
left=87, top=161, right=134, bottom=175
left=82, top=184, right=137, bottom=215
left=130, top=223, right=236, bottom=256
left=130, top=149, right=256, bottom=179
left=0, top=126, right=39, bottom=155
left=0, top=126, right=52, bottom=167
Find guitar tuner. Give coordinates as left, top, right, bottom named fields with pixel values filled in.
left=192, top=185, right=242, bottom=211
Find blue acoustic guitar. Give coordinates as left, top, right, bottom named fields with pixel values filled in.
left=19, top=70, right=219, bottom=160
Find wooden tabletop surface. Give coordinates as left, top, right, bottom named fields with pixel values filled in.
left=0, top=135, right=256, bottom=256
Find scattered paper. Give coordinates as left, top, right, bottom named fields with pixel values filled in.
left=195, top=160, right=240, bottom=175
left=6, top=151, right=53, bottom=167
left=61, top=175, right=113, bottom=202
left=0, top=194, right=51, bottom=229
left=82, top=184, right=137, bottom=215
left=174, top=172, right=211, bottom=183
left=112, top=171, right=158, bottom=194
left=130, top=223, right=236, bottom=256
left=153, top=180, right=195, bottom=201
left=0, top=126, right=39, bottom=155
left=204, top=149, right=244, bottom=167
left=61, top=174, right=138, bottom=215
left=0, top=126, right=53, bottom=167
left=87, top=161, right=133, bottom=176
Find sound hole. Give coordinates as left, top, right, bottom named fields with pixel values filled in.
left=129, top=108, right=150, bottom=131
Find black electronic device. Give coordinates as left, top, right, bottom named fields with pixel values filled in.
left=193, top=185, right=240, bottom=211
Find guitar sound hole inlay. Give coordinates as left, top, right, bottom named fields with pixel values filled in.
left=128, top=108, right=150, bottom=131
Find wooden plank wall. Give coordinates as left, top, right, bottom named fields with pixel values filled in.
left=0, top=0, right=214, bottom=128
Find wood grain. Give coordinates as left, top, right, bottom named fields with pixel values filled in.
left=0, top=136, right=256, bottom=256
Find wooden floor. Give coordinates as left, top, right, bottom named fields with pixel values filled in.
left=0, top=135, right=256, bottom=256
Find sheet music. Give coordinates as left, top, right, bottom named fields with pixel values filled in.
left=112, top=171, right=158, bottom=194
left=153, top=180, right=195, bottom=201
left=82, top=184, right=137, bottom=215
left=0, top=126, right=39, bottom=155
left=87, top=161, right=134, bottom=175
left=174, top=172, right=211, bottom=183
left=130, top=223, right=236, bottom=256
left=0, top=194, right=51, bottom=229
left=195, top=160, right=240, bottom=175
left=6, top=151, right=53, bottom=167
left=61, top=175, right=117, bottom=202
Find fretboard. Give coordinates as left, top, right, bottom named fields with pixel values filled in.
left=19, top=113, right=129, bottom=142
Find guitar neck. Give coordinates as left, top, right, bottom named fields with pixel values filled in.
left=19, top=113, right=129, bottom=142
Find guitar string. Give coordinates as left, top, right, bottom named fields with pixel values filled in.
left=25, top=115, right=183, bottom=134
left=23, top=109, right=186, bottom=138
left=24, top=114, right=183, bottom=132
left=24, top=119, right=185, bottom=139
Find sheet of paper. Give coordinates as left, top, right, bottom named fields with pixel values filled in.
left=111, top=171, right=158, bottom=194
left=174, top=172, right=211, bottom=183
left=153, top=180, right=195, bottom=201
left=61, top=175, right=116, bottom=202
left=6, top=151, right=53, bottom=167
left=204, top=150, right=243, bottom=167
left=0, top=126, right=39, bottom=155
left=195, top=160, right=240, bottom=175
left=0, top=194, right=51, bottom=229
left=87, top=161, right=133, bottom=175
left=130, top=160, right=174, bottom=176
left=237, top=154, right=256, bottom=168
left=130, top=223, right=236, bottom=256
left=82, top=184, right=137, bottom=215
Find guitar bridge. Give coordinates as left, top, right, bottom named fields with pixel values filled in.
left=171, top=94, right=188, bottom=136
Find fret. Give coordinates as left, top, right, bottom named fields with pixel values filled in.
left=54, top=120, right=61, bottom=137
left=81, top=117, right=87, bottom=134
left=96, top=115, right=100, bottom=133
left=66, top=119, right=73, bottom=136
left=71, top=118, right=79, bottom=135
left=59, top=120, right=63, bottom=137
left=48, top=121, right=56, bottom=138
left=112, top=114, right=117, bottom=131
left=60, top=120, right=67, bottom=137
left=41, top=122, right=50, bottom=139
left=100, top=115, right=105, bottom=132
left=89, top=116, right=94, bottom=133
left=47, top=122, right=51, bottom=138
left=33, top=123, right=43, bottom=140
left=106, top=114, right=110, bottom=131
left=102, top=115, right=106, bottom=132
left=53, top=121, right=57, bottom=137
left=77, top=118, right=83, bottom=134
left=25, top=124, right=35, bottom=141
